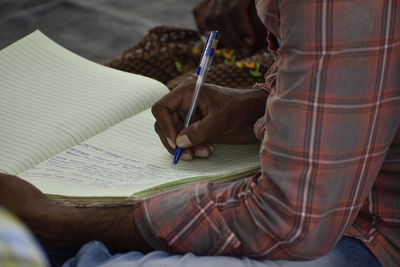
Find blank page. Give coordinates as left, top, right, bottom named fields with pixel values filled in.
left=0, top=31, right=168, bottom=175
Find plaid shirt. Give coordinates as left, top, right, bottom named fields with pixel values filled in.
left=134, top=0, right=400, bottom=266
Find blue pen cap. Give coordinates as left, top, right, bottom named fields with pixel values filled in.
left=207, top=31, right=219, bottom=56
left=212, top=30, right=220, bottom=40
left=197, top=31, right=219, bottom=76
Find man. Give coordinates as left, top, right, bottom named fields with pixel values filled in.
left=0, top=0, right=398, bottom=266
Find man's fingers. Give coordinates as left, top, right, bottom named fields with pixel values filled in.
left=151, top=88, right=188, bottom=145
left=196, top=0, right=255, bottom=54
left=155, top=122, right=199, bottom=161
left=192, top=0, right=210, bottom=35
left=152, top=106, right=178, bottom=143
left=176, top=111, right=221, bottom=148
left=193, top=143, right=214, bottom=158
left=227, top=1, right=256, bottom=52
left=154, top=122, right=175, bottom=154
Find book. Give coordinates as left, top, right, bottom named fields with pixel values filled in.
left=0, top=30, right=261, bottom=206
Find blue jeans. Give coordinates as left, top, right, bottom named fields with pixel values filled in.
left=53, top=237, right=381, bottom=267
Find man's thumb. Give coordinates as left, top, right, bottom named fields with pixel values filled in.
left=176, top=116, right=218, bottom=148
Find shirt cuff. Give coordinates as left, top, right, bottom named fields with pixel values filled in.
left=133, top=182, right=241, bottom=255
left=252, top=61, right=277, bottom=141
left=253, top=115, right=266, bottom=142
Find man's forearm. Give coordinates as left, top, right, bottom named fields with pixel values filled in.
left=0, top=174, right=152, bottom=252
left=33, top=203, right=153, bottom=252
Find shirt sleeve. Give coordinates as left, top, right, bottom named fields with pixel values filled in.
left=253, top=61, right=278, bottom=141
left=133, top=0, right=400, bottom=260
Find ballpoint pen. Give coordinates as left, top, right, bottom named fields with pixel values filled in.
left=173, top=30, right=219, bottom=164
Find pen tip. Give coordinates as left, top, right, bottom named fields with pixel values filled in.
left=173, top=147, right=183, bottom=165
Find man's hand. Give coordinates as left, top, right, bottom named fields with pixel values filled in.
left=0, top=173, right=152, bottom=252
left=152, top=80, right=269, bottom=160
left=193, top=0, right=267, bottom=56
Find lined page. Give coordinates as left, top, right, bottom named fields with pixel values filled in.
left=0, top=31, right=169, bottom=175
left=20, top=109, right=260, bottom=197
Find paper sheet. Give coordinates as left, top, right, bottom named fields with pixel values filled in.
left=0, top=31, right=168, bottom=174
left=21, top=110, right=260, bottom=197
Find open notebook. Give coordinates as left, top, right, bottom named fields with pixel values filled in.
left=0, top=31, right=261, bottom=206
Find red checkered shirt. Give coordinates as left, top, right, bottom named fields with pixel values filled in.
left=133, top=0, right=400, bottom=266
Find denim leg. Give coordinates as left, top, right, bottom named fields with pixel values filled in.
left=61, top=237, right=381, bottom=267
left=273, top=237, right=381, bottom=267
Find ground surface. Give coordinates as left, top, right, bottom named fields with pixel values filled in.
left=1, top=0, right=202, bottom=63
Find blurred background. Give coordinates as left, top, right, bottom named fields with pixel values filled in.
left=0, top=0, right=202, bottom=63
